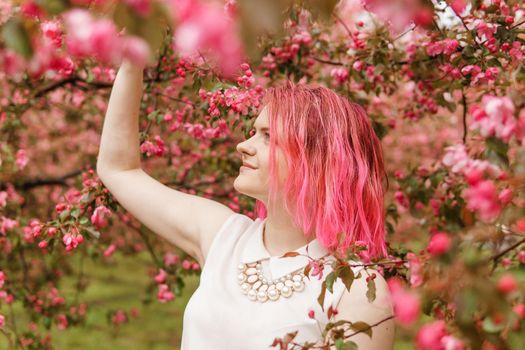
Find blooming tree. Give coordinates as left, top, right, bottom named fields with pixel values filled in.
left=1, top=0, right=525, bottom=349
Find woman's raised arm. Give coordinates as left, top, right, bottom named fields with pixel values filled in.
left=96, top=59, right=234, bottom=266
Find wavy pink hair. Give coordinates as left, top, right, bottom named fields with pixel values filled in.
left=254, top=80, right=388, bottom=259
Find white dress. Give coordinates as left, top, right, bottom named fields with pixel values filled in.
left=181, top=212, right=363, bottom=349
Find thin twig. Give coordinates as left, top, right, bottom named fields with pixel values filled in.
left=461, top=89, right=468, bottom=144
left=488, top=236, right=525, bottom=263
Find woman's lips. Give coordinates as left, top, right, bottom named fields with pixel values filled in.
left=240, top=165, right=256, bottom=171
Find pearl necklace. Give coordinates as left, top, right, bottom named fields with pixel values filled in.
left=237, top=261, right=307, bottom=302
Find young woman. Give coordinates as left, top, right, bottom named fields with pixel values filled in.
left=97, top=59, right=395, bottom=349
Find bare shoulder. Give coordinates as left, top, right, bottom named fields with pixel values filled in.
left=328, top=268, right=395, bottom=350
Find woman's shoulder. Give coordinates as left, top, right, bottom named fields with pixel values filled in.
left=200, top=212, right=260, bottom=265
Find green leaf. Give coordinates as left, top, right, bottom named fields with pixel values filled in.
left=1, top=18, right=33, bottom=59
left=482, top=316, right=505, bottom=333
left=70, top=207, right=80, bottom=219
left=335, top=338, right=358, bottom=350
left=338, top=265, right=355, bottom=292
left=317, top=281, right=327, bottom=311
left=36, top=0, right=69, bottom=16
left=484, top=136, right=509, bottom=168
left=351, top=321, right=373, bottom=338
left=79, top=217, right=89, bottom=225
left=325, top=271, right=337, bottom=293
left=59, top=209, right=70, bottom=222
left=83, top=227, right=101, bottom=239
left=366, top=279, right=376, bottom=303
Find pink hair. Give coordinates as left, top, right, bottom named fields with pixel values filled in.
left=254, top=80, right=389, bottom=259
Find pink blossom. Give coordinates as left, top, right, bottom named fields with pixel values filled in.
left=387, top=277, right=421, bottom=327
left=352, top=60, right=364, bottom=71
left=426, top=39, right=459, bottom=56
left=0, top=191, right=7, bottom=207
left=406, top=252, right=423, bottom=287
left=1, top=217, right=19, bottom=236
left=442, top=144, right=503, bottom=179
left=126, top=0, right=151, bottom=17
left=308, top=260, right=325, bottom=280
left=63, top=9, right=123, bottom=65
left=56, top=314, right=68, bottom=330
left=394, top=190, right=409, bottom=208
left=154, top=268, right=167, bottom=284
left=0, top=314, right=5, bottom=328
left=171, top=0, right=244, bottom=77
left=16, top=149, right=28, bottom=170
left=112, top=309, right=128, bottom=325
left=103, top=244, right=116, bottom=257
left=330, top=68, right=349, bottom=85
left=182, top=259, right=192, bottom=270
left=518, top=250, right=525, bottom=264
left=415, top=320, right=447, bottom=350
left=0, top=271, right=5, bottom=288
left=427, top=232, right=451, bottom=256
left=463, top=180, right=501, bottom=223
left=164, top=252, right=180, bottom=266
left=473, top=19, right=497, bottom=41
left=497, top=273, right=518, bottom=294
left=62, top=233, right=84, bottom=251
left=0, top=49, right=26, bottom=78
left=122, top=36, right=151, bottom=67
left=498, top=188, right=513, bottom=205
left=48, top=287, right=65, bottom=306
left=513, top=304, right=525, bottom=319
left=41, top=20, right=62, bottom=49
left=140, top=135, right=167, bottom=157
left=224, top=0, right=237, bottom=19
left=470, top=95, right=516, bottom=142
left=91, top=205, right=112, bottom=229
left=157, top=284, right=175, bottom=303
left=442, top=335, right=465, bottom=350
left=20, top=0, right=44, bottom=19
left=308, top=309, right=315, bottom=319
left=450, top=0, right=468, bottom=16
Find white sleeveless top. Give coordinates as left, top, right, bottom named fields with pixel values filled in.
left=181, top=213, right=363, bottom=349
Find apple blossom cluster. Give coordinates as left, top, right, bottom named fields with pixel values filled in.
left=154, top=268, right=175, bottom=303
left=91, top=205, right=112, bottom=230
left=425, top=38, right=460, bottom=57
left=470, top=95, right=525, bottom=144
left=426, top=232, right=452, bottom=257
left=387, top=277, right=421, bottom=327
left=442, top=144, right=503, bottom=179
left=197, top=80, right=264, bottom=118
left=140, top=134, right=168, bottom=157
left=260, top=30, right=315, bottom=77
left=405, top=252, right=423, bottom=288
left=0, top=270, right=9, bottom=329
left=63, top=9, right=151, bottom=67
left=169, top=0, right=243, bottom=77
left=415, top=320, right=465, bottom=350
left=442, top=143, right=513, bottom=223
left=1, top=0, right=247, bottom=79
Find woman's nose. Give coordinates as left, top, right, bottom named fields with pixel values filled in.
left=236, top=139, right=255, bottom=155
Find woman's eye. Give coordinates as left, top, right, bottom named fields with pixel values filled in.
left=265, top=132, right=270, bottom=138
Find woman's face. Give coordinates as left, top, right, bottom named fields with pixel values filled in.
left=234, top=106, right=287, bottom=204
